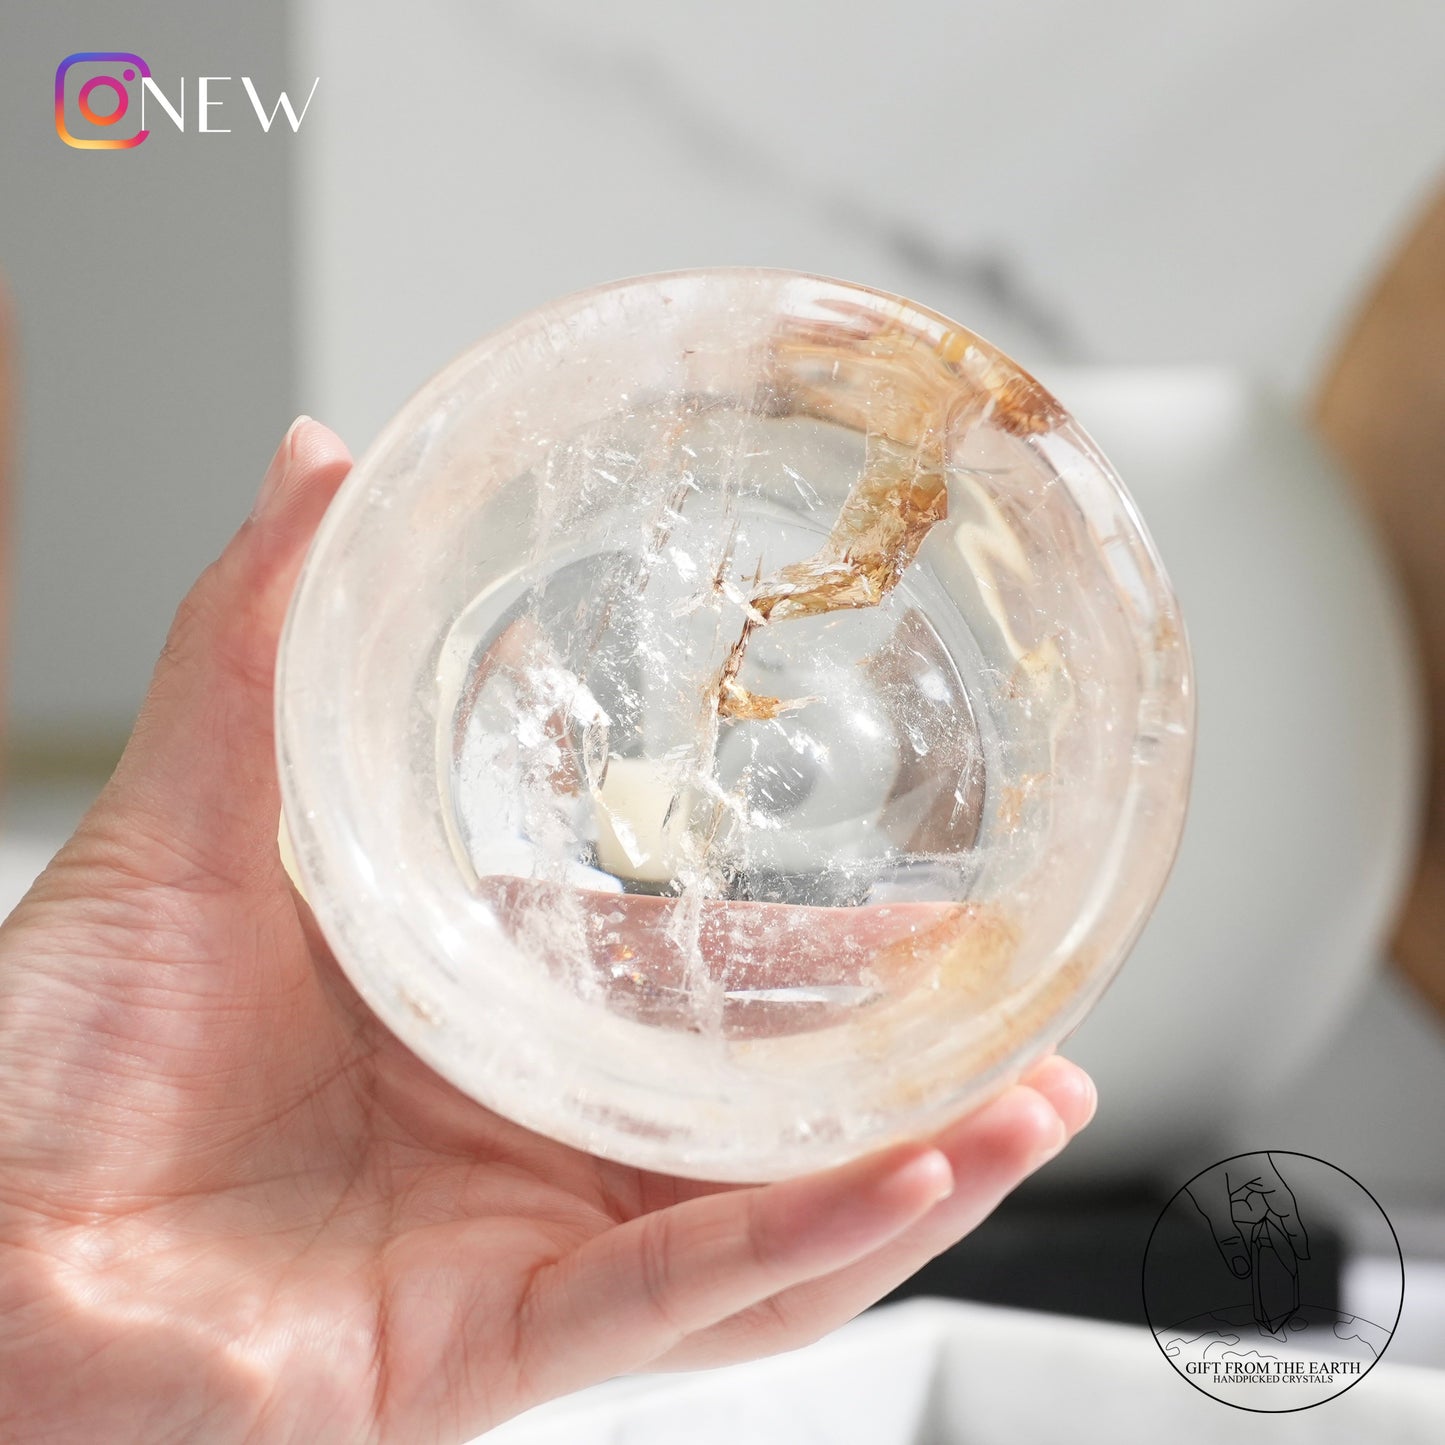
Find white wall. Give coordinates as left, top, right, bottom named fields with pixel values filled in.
left=0, top=2, right=295, bottom=740
left=5, top=1, right=1445, bottom=738
left=296, top=0, right=1445, bottom=451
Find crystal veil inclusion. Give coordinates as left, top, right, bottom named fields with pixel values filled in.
left=447, top=304, right=1067, bottom=1042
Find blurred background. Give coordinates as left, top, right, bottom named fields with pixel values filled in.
left=3, top=0, right=1445, bottom=1395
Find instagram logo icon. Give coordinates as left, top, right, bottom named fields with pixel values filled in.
left=55, top=52, right=152, bottom=149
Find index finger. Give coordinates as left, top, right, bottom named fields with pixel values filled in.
left=1262, top=1154, right=1310, bottom=1259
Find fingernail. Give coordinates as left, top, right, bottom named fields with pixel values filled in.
left=251, top=415, right=313, bottom=521
left=1230, top=1255, right=1251, bottom=1278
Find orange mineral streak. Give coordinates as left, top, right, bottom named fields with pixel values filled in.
left=713, top=614, right=800, bottom=722
left=712, top=301, right=1062, bottom=721
left=750, top=438, right=950, bottom=624
left=995, top=771, right=1051, bottom=832
left=868, top=901, right=1019, bottom=1007
left=875, top=949, right=1096, bottom=1109
left=851, top=900, right=1022, bottom=1065
left=768, top=298, right=1067, bottom=444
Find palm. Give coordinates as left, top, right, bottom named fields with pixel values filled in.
left=0, top=421, right=1092, bottom=1445
left=3, top=847, right=716, bottom=1439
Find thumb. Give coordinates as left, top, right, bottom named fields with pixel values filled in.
left=88, top=417, right=352, bottom=892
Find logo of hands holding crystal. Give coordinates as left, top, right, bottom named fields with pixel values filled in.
left=1143, top=1150, right=1402, bottom=1412
left=1186, top=1154, right=1310, bottom=1337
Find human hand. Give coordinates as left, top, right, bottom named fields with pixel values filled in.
left=0, top=419, right=1095, bottom=1445
left=1185, top=1153, right=1310, bottom=1281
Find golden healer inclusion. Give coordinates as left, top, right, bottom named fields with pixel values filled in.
left=277, top=270, right=1193, bottom=1180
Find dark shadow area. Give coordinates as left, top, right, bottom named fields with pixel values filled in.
left=880, top=1185, right=1343, bottom=1328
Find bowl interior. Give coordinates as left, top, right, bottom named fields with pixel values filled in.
left=277, top=270, right=1192, bottom=1179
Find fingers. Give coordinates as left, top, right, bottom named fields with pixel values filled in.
left=651, top=1056, right=1095, bottom=1370
left=1025, top=1053, right=1098, bottom=1134
left=1262, top=1155, right=1310, bottom=1260
left=1187, top=1179, right=1251, bottom=1279
left=91, top=418, right=352, bottom=893
left=511, top=1139, right=956, bottom=1401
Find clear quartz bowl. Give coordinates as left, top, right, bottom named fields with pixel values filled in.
left=277, top=270, right=1194, bottom=1181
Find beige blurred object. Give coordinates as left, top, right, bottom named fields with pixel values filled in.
left=1317, top=185, right=1445, bottom=1022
